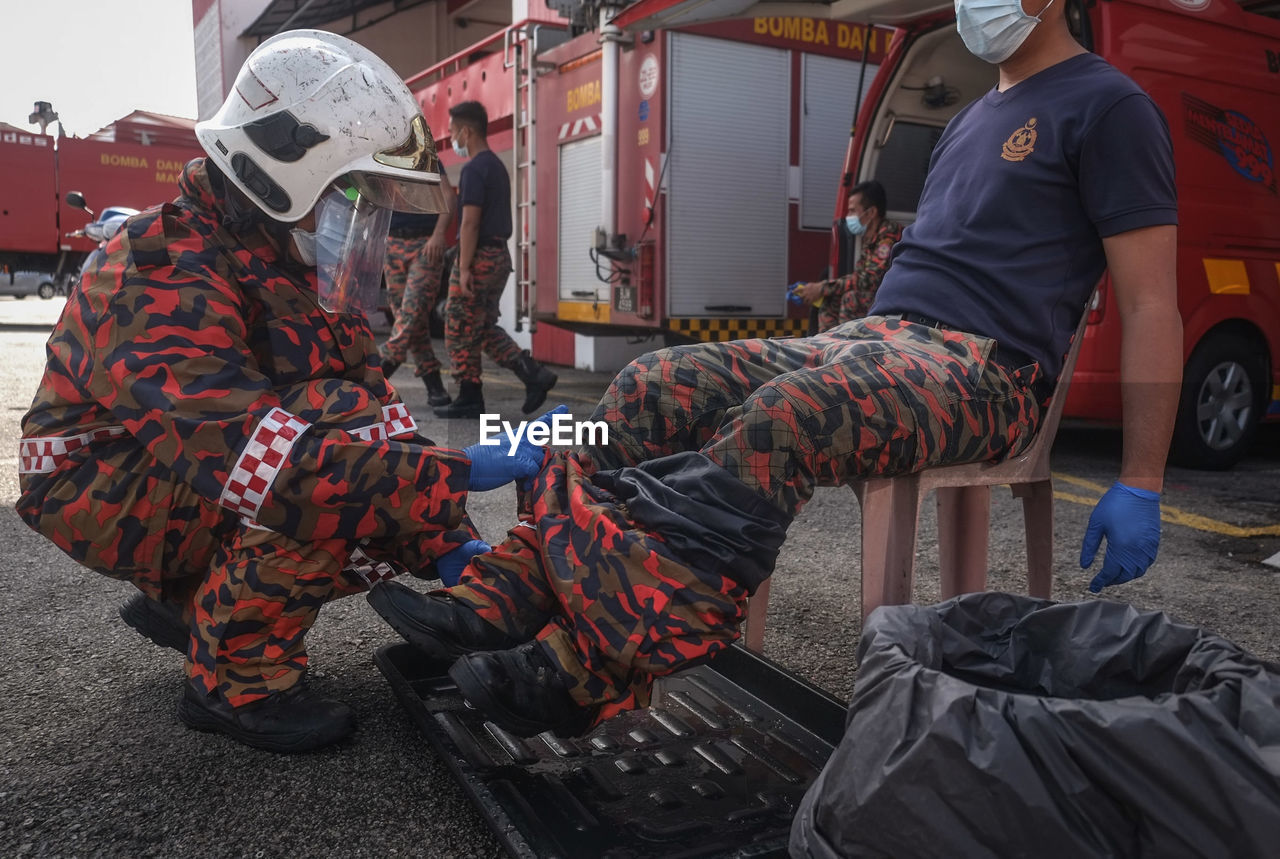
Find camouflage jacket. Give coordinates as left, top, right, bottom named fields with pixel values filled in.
left=823, top=218, right=904, bottom=317
left=18, top=159, right=471, bottom=543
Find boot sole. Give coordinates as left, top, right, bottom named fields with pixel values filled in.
left=366, top=585, right=468, bottom=662
left=448, top=655, right=556, bottom=738
left=176, top=692, right=354, bottom=754
left=118, top=596, right=189, bottom=653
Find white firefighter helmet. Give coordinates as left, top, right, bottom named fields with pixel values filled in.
left=195, top=29, right=445, bottom=223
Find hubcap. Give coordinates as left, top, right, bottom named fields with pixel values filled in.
left=1194, top=360, right=1253, bottom=451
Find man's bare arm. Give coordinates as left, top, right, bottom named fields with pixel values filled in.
left=1102, top=223, right=1182, bottom=492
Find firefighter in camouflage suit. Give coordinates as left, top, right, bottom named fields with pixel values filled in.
left=16, top=31, right=550, bottom=753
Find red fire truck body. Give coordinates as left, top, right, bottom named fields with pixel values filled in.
left=0, top=129, right=202, bottom=278
left=409, top=13, right=896, bottom=364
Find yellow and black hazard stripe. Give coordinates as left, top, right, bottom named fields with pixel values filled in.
left=666, top=317, right=809, bottom=343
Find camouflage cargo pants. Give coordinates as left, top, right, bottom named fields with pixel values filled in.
left=444, top=244, right=522, bottom=384
left=380, top=235, right=446, bottom=377
left=445, top=317, right=1048, bottom=717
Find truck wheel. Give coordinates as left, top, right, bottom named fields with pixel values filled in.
left=37, top=281, right=56, bottom=300
left=1170, top=333, right=1265, bottom=470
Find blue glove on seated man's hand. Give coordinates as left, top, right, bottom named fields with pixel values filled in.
left=462, top=404, right=569, bottom=492
left=1079, top=481, right=1162, bottom=593
left=435, top=539, right=491, bottom=587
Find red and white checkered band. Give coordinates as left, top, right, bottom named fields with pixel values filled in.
left=349, top=402, right=417, bottom=442
left=18, top=426, right=129, bottom=475
left=345, top=546, right=401, bottom=588
left=219, top=408, right=311, bottom=518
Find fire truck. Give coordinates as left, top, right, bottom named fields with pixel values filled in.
left=0, top=115, right=203, bottom=287
left=408, top=0, right=1279, bottom=468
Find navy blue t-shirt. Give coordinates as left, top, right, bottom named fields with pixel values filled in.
left=457, top=150, right=512, bottom=241
left=870, top=52, right=1177, bottom=382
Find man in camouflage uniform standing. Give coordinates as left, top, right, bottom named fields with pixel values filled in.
left=371, top=1, right=1184, bottom=738
left=793, top=180, right=902, bottom=331
left=379, top=169, right=456, bottom=406
left=434, top=100, right=557, bottom=419
left=16, top=32, right=546, bottom=753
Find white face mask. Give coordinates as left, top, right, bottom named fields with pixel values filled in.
left=955, top=0, right=1055, bottom=65
left=451, top=136, right=469, bottom=159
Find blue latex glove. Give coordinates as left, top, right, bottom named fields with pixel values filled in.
left=1079, top=481, right=1162, bottom=593
left=462, top=404, right=569, bottom=491
left=786, top=281, right=806, bottom=305
left=435, top=539, right=491, bottom=587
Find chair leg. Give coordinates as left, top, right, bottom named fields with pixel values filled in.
left=743, top=578, right=771, bottom=654
left=856, top=477, right=921, bottom=623
left=1014, top=480, right=1055, bottom=598
left=936, top=485, right=992, bottom=599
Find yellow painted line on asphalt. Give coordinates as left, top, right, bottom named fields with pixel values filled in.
left=1053, top=472, right=1280, bottom=538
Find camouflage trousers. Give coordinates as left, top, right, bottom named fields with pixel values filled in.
left=444, top=244, right=522, bottom=384
left=18, top=384, right=471, bottom=709
left=380, top=235, right=445, bottom=377
left=445, top=316, right=1048, bottom=717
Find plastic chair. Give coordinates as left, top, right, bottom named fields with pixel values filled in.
left=743, top=309, right=1091, bottom=653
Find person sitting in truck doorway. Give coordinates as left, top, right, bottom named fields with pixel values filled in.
left=368, top=0, right=1183, bottom=739
left=15, top=31, right=552, bottom=754
left=434, top=100, right=558, bottom=419
left=792, top=180, right=903, bottom=331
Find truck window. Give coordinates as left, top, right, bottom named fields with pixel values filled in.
left=873, top=121, right=944, bottom=216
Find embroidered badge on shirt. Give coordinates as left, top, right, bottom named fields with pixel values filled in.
left=1002, top=117, right=1038, bottom=162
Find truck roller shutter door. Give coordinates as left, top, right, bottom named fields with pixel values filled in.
left=558, top=135, right=605, bottom=303
left=667, top=33, right=789, bottom=319
left=800, top=54, right=879, bottom=230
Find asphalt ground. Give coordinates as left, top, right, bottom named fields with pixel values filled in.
left=1, top=296, right=1278, bottom=857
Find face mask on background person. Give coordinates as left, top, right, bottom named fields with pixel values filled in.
left=844, top=214, right=867, bottom=236
left=451, top=130, right=469, bottom=159
left=955, top=0, right=1055, bottom=64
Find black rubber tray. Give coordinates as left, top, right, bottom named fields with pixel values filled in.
left=374, top=642, right=847, bottom=859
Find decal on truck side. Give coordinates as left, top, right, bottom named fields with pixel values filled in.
left=1183, top=93, right=1276, bottom=192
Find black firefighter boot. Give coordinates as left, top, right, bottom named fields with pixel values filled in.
left=511, top=350, right=558, bottom=415
left=424, top=370, right=452, bottom=407
left=434, top=379, right=485, bottom=419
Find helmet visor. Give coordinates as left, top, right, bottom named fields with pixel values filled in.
left=315, top=190, right=392, bottom=317
left=348, top=171, right=447, bottom=214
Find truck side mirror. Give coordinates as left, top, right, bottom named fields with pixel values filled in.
left=65, top=191, right=93, bottom=216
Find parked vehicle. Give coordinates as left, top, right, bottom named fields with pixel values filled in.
left=0, top=269, right=57, bottom=300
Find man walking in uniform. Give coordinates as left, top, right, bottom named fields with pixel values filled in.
left=379, top=169, right=456, bottom=407
left=435, top=100, right=557, bottom=418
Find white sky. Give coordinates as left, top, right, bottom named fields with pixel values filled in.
left=1, top=0, right=198, bottom=137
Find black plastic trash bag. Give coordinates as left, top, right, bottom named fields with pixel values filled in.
left=790, top=592, right=1280, bottom=858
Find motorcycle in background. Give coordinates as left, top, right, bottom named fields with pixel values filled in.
left=61, top=191, right=138, bottom=296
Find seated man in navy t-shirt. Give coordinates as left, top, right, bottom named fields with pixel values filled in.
left=369, top=0, right=1183, bottom=738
